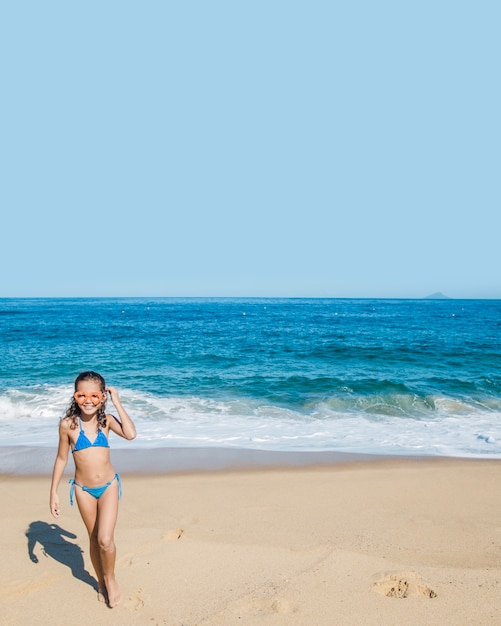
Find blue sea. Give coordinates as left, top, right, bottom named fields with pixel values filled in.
left=1, top=298, right=501, bottom=459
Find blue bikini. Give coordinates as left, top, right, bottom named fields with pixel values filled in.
left=73, top=419, right=110, bottom=452
left=69, top=418, right=122, bottom=505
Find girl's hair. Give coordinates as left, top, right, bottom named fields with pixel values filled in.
left=66, top=371, right=107, bottom=429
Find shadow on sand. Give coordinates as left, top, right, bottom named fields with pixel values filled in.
left=25, top=521, right=97, bottom=591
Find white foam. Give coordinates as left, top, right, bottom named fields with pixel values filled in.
left=1, top=385, right=501, bottom=458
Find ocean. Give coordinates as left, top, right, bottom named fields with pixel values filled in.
left=1, top=297, right=500, bottom=461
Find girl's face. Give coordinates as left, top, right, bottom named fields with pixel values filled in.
left=74, top=380, right=105, bottom=416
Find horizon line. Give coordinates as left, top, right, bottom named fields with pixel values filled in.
left=0, top=295, right=499, bottom=301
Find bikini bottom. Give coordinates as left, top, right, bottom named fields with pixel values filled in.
left=69, top=473, right=121, bottom=506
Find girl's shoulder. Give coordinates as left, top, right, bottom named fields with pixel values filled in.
left=59, top=416, right=77, bottom=432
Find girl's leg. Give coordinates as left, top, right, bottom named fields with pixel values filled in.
left=74, top=489, right=106, bottom=602
left=95, top=480, right=121, bottom=607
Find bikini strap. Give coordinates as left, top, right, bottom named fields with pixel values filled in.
left=68, top=478, right=76, bottom=506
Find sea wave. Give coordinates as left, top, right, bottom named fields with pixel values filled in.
left=1, top=384, right=500, bottom=458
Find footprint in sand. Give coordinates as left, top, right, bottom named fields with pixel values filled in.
left=162, top=528, right=184, bottom=542
left=372, top=571, right=437, bottom=598
left=124, top=587, right=145, bottom=611
left=233, top=595, right=299, bottom=617
left=269, top=597, right=298, bottom=614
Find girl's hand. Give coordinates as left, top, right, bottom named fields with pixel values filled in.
left=50, top=494, right=60, bottom=519
left=106, top=386, right=121, bottom=406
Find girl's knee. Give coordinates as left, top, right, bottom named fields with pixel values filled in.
left=98, top=533, right=115, bottom=551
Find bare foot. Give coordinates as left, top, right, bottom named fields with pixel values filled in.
left=97, top=585, right=108, bottom=604
left=105, top=577, right=121, bottom=608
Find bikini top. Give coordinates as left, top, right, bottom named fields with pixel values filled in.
left=72, top=417, right=110, bottom=453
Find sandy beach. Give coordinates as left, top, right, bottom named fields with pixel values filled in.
left=1, top=456, right=500, bottom=625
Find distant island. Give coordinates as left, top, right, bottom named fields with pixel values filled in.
left=424, top=292, right=450, bottom=299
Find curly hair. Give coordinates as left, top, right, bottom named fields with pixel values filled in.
left=66, top=371, right=107, bottom=430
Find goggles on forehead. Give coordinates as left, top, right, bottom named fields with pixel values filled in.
left=74, top=391, right=104, bottom=406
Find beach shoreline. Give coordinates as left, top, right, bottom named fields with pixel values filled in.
left=1, top=443, right=497, bottom=476
left=2, top=456, right=501, bottom=624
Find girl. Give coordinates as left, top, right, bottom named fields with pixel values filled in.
left=50, top=371, right=136, bottom=608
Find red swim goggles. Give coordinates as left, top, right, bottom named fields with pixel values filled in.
left=74, top=391, right=104, bottom=406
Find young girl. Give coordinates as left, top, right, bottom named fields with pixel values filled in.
left=50, top=371, right=136, bottom=608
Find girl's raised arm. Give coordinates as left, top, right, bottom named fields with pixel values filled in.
left=106, top=387, right=137, bottom=441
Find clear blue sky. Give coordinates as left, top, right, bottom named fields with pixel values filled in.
left=1, top=1, right=499, bottom=298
